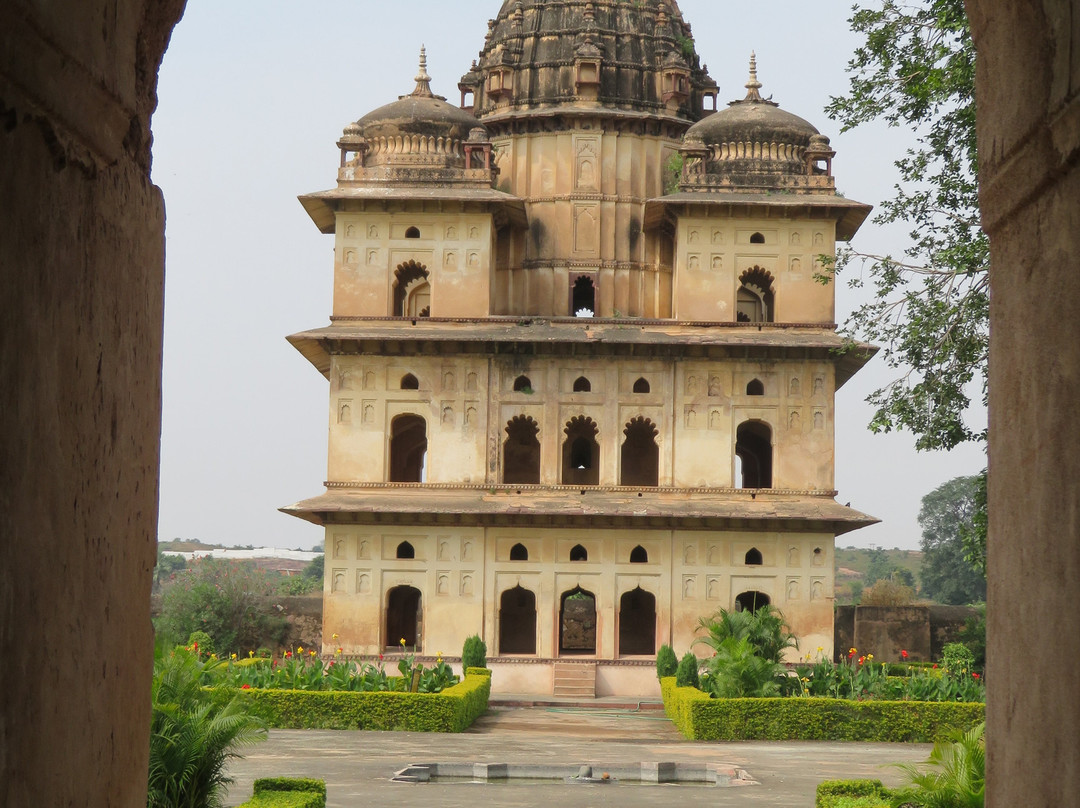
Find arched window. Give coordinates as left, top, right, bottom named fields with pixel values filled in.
left=400, top=373, right=419, bottom=390
left=620, top=416, right=659, bottom=487
left=744, top=547, right=763, bottom=566
left=503, top=415, right=540, bottom=485
left=562, top=416, right=599, bottom=485
left=513, top=375, right=532, bottom=393
left=571, top=275, right=596, bottom=317
left=750, top=232, right=765, bottom=244
left=746, top=378, right=764, bottom=396
left=396, top=541, right=415, bottom=560
left=386, top=585, right=422, bottom=649
left=509, top=542, right=529, bottom=561
left=573, top=376, right=591, bottom=393
left=629, top=545, right=648, bottom=563
left=570, top=544, right=588, bottom=562
left=559, top=587, right=596, bottom=655
left=405, top=226, right=421, bottom=239
left=499, top=586, right=537, bottom=654
left=735, top=590, right=771, bottom=614
left=393, top=260, right=430, bottom=317
left=633, top=377, right=651, bottom=394
left=737, top=266, right=775, bottom=323
left=619, top=587, right=656, bottom=655
left=389, top=414, right=427, bottom=482
left=735, top=420, right=772, bottom=489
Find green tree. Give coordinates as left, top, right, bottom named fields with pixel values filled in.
left=155, top=558, right=287, bottom=654
left=826, top=0, right=987, bottom=453
left=864, top=547, right=898, bottom=587
left=919, top=476, right=987, bottom=604
left=153, top=548, right=187, bottom=592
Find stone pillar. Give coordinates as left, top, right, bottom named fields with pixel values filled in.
left=0, top=1, right=185, bottom=805
left=966, top=2, right=1080, bottom=805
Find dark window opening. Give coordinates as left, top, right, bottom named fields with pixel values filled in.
left=386, top=585, right=422, bottom=649
left=401, top=373, right=419, bottom=390
left=396, top=541, right=415, bottom=560
left=746, top=378, right=764, bottom=396
left=629, top=545, right=648, bottom=563
left=573, top=376, right=592, bottom=393
left=735, top=420, right=772, bottom=489
left=570, top=544, right=588, bottom=562
left=559, top=587, right=596, bottom=655
left=744, top=547, right=763, bottom=566
left=562, top=416, right=599, bottom=485
left=393, top=260, right=430, bottom=316
left=513, top=375, right=532, bottom=392
left=633, top=377, right=651, bottom=394
left=389, top=414, right=427, bottom=482
left=509, top=542, right=529, bottom=561
left=499, top=586, right=537, bottom=654
left=503, top=415, right=540, bottom=484
left=405, top=226, right=421, bottom=239
left=735, top=590, right=771, bottom=614
left=619, top=587, right=656, bottom=655
left=737, top=266, right=775, bottom=323
left=750, top=232, right=765, bottom=244
left=620, top=416, right=659, bottom=487
left=571, top=275, right=596, bottom=317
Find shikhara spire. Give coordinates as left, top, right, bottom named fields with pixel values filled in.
left=744, top=51, right=763, bottom=102
left=412, top=46, right=434, bottom=98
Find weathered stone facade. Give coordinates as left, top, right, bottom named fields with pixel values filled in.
left=285, top=2, right=878, bottom=696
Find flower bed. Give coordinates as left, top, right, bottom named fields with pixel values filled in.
left=660, top=677, right=984, bottom=742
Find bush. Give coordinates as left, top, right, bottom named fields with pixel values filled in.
left=700, top=637, right=787, bottom=698
left=891, top=722, right=985, bottom=808
left=236, top=778, right=326, bottom=808
left=661, top=680, right=984, bottom=742
left=860, top=578, right=916, bottom=606
left=816, top=780, right=891, bottom=808
left=941, top=642, right=976, bottom=677
left=187, top=630, right=215, bottom=657
left=462, top=634, right=486, bottom=670
left=156, top=557, right=287, bottom=654
left=694, top=604, right=797, bottom=663
left=655, top=644, right=678, bottom=679
left=675, top=652, right=700, bottom=689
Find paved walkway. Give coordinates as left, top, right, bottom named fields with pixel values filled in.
left=223, top=701, right=931, bottom=807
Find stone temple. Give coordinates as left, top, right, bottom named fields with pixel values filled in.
left=283, top=0, right=877, bottom=697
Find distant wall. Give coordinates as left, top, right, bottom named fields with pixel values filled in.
left=834, top=605, right=979, bottom=662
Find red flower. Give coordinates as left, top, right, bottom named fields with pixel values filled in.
left=378, top=654, right=384, bottom=661
left=241, top=684, right=251, bottom=690
left=901, top=650, right=908, bottom=659
left=858, top=656, right=865, bottom=665
left=973, top=672, right=981, bottom=680
left=933, top=664, right=938, bottom=669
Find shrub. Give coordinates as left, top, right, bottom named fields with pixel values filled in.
left=694, top=604, right=797, bottom=663
left=700, top=636, right=787, bottom=698
left=890, top=722, right=985, bottom=808
left=236, top=778, right=326, bottom=808
left=941, top=642, right=976, bottom=677
left=957, top=607, right=986, bottom=669
left=675, top=652, right=700, bottom=689
left=148, top=648, right=266, bottom=808
left=816, top=780, right=891, bottom=808
left=859, top=578, right=915, bottom=606
left=655, top=644, right=678, bottom=679
left=187, top=630, right=215, bottom=657
left=462, top=634, right=486, bottom=670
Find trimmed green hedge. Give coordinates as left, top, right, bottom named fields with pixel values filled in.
left=816, top=779, right=891, bottom=808
left=217, top=669, right=491, bottom=732
left=661, top=677, right=984, bottom=742
left=237, top=778, right=326, bottom=808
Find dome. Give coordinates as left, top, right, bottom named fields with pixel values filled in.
left=465, top=0, right=716, bottom=123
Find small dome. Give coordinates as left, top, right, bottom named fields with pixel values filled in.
left=350, top=48, right=487, bottom=144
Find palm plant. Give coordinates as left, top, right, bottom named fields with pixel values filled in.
left=694, top=604, right=798, bottom=663
left=147, top=648, right=266, bottom=808
left=889, top=722, right=985, bottom=808
left=700, top=636, right=787, bottom=698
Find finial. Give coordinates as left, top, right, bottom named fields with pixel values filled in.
left=744, top=51, right=763, bottom=102
left=412, top=46, right=434, bottom=97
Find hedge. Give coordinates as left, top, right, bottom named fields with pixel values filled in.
left=816, top=779, right=891, bottom=808
left=660, top=677, right=984, bottom=742
left=214, top=669, right=491, bottom=732
left=237, top=778, right=326, bottom=808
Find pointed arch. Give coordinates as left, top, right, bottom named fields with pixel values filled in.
left=737, top=266, right=775, bottom=323
left=393, top=260, right=430, bottom=316
left=572, top=376, right=592, bottom=393
left=562, top=415, right=599, bottom=485
left=619, top=587, right=656, bottom=655
left=499, top=585, right=537, bottom=654
left=400, top=373, right=419, bottom=390
left=396, top=541, right=415, bottom=560
left=559, top=586, right=596, bottom=655
left=571, top=274, right=596, bottom=317
left=629, top=545, right=648, bottom=563
left=735, top=590, right=771, bottom=614
left=509, top=542, right=529, bottom=561
left=633, top=377, right=651, bottom=394
left=744, top=547, right=763, bottom=566
left=735, top=419, right=772, bottom=488
left=503, top=415, right=540, bottom=484
left=513, top=375, right=532, bottom=392
left=569, top=544, right=588, bottom=562
left=621, top=416, right=659, bottom=487
left=746, top=378, right=764, bottom=396
left=386, top=585, right=422, bottom=649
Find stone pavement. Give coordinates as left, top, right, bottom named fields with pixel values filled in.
left=223, top=700, right=931, bottom=807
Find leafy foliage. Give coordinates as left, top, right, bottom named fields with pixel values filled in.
left=826, top=0, right=987, bottom=452
left=794, top=649, right=984, bottom=703
left=236, top=779, right=326, bottom=808
left=694, top=604, right=798, bottom=663
left=461, top=634, right=486, bottom=671
left=154, top=549, right=187, bottom=592
left=155, top=558, right=287, bottom=654
left=675, top=652, right=700, bottom=688
left=817, top=780, right=892, bottom=808
left=148, top=648, right=266, bottom=808
left=700, top=637, right=787, bottom=698
left=859, top=577, right=916, bottom=606
left=890, top=722, right=985, bottom=807
left=655, top=644, right=679, bottom=679
left=919, top=476, right=987, bottom=604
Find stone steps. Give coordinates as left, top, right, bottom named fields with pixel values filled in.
left=553, top=661, right=596, bottom=698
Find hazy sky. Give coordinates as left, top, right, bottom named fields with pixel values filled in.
left=151, top=0, right=986, bottom=552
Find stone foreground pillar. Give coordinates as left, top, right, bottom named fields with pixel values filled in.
left=0, top=1, right=185, bottom=805
left=967, top=2, right=1080, bottom=805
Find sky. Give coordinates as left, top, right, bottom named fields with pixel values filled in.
left=151, top=0, right=986, bottom=553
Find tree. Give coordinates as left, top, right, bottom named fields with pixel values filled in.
left=825, top=0, right=987, bottom=453
left=918, top=476, right=987, bottom=604
left=153, top=547, right=187, bottom=592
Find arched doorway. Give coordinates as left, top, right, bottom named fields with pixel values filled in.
left=389, top=414, right=427, bottom=482
left=559, top=587, right=596, bottom=655
left=620, top=416, right=660, bottom=486
left=735, top=420, right=772, bottom=488
left=503, top=415, right=541, bottom=484
left=386, top=585, right=422, bottom=649
left=735, top=590, right=771, bottom=615
left=499, top=585, right=537, bottom=654
left=618, top=587, right=656, bottom=655
left=562, top=416, right=599, bottom=485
